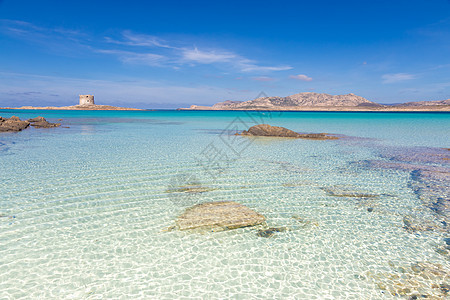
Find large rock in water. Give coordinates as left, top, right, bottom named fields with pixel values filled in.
left=0, top=116, right=30, bottom=132
left=239, top=124, right=339, bottom=140
left=28, top=116, right=61, bottom=128
left=176, top=201, right=266, bottom=231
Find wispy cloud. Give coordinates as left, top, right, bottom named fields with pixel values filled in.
left=97, top=49, right=166, bottom=66
left=105, top=30, right=172, bottom=48
left=251, top=76, right=275, bottom=82
left=0, top=20, right=293, bottom=74
left=240, top=63, right=292, bottom=72
left=181, top=48, right=236, bottom=64
left=289, top=74, right=313, bottom=81
left=0, top=19, right=86, bottom=42
left=104, top=30, right=292, bottom=72
left=382, top=73, right=416, bottom=83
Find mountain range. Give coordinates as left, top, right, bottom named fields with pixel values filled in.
left=185, top=92, right=450, bottom=111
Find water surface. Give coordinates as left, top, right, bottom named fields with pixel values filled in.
left=0, top=110, right=449, bottom=299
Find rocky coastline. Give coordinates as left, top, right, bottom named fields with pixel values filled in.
left=0, top=116, right=61, bottom=132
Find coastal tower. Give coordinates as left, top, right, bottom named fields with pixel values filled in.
left=79, top=95, right=95, bottom=106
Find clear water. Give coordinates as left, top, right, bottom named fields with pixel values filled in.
left=0, top=110, right=449, bottom=299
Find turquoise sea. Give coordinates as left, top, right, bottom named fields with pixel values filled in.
left=0, top=110, right=449, bottom=299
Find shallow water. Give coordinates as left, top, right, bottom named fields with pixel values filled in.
left=0, top=110, right=449, bottom=299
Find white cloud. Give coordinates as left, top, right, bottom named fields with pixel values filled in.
left=382, top=73, right=416, bottom=83
left=240, top=64, right=292, bottom=72
left=105, top=30, right=172, bottom=48
left=289, top=74, right=313, bottom=81
left=180, top=47, right=291, bottom=73
left=97, top=49, right=165, bottom=66
left=251, top=76, right=275, bottom=82
left=181, top=48, right=236, bottom=64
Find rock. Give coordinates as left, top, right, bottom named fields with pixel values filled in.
left=440, top=283, right=450, bottom=294
left=0, top=116, right=30, bottom=132
left=175, top=201, right=265, bottom=231
left=367, top=207, right=374, bottom=212
left=368, top=262, right=450, bottom=299
left=321, top=186, right=378, bottom=198
left=8, top=116, right=20, bottom=121
left=27, top=116, right=46, bottom=122
left=241, top=124, right=301, bottom=138
left=402, top=215, right=444, bottom=233
left=238, top=124, right=339, bottom=140
left=0, top=116, right=63, bottom=132
left=444, top=237, right=450, bottom=245
left=28, top=117, right=61, bottom=128
left=256, top=227, right=288, bottom=238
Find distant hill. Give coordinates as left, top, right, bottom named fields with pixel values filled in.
left=205, top=92, right=380, bottom=110
left=184, top=92, right=450, bottom=111
left=396, top=99, right=450, bottom=106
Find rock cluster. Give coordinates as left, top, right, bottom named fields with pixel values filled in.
left=175, top=201, right=266, bottom=231
left=0, top=116, right=61, bottom=132
left=0, top=116, right=30, bottom=132
left=238, top=124, right=339, bottom=140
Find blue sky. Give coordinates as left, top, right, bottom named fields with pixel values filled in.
left=1, top=0, right=450, bottom=108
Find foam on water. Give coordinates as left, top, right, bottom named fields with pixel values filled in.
left=0, top=110, right=449, bottom=299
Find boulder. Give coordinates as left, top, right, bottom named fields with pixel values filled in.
left=176, top=201, right=266, bottom=231
left=241, top=124, right=301, bottom=137
left=28, top=117, right=61, bottom=128
left=238, top=124, right=339, bottom=140
left=27, top=116, right=46, bottom=122
left=0, top=116, right=30, bottom=132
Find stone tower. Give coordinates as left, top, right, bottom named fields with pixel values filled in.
left=79, top=95, right=95, bottom=106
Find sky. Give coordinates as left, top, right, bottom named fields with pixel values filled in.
left=1, top=0, right=450, bottom=108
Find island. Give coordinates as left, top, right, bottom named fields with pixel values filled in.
left=0, top=95, right=141, bottom=111
left=179, top=92, right=450, bottom=112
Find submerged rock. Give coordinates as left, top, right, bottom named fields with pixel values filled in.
left=364, top=149, right=450, bottom=229
left=291, top=215, right=319, bottom=228
left=175, top=201, right=266, bottom=231
left=237, top=124, right=339, bottom=140
left=321, top=186, right=378, bottom=198
left=256, top=227, right=288, bottom=238
left=166, top=184, right=216, bottom=194
left=367, top=261, right=450, bottom=298
left=0, top=116, right=30, bottom=132
left=402, top=215, right=444, bottom=233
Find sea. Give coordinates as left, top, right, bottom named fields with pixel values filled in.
left=0, top=109, right=449, bottom=299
